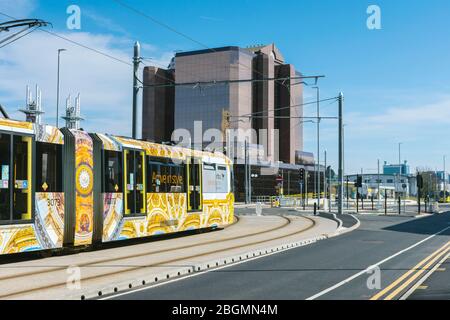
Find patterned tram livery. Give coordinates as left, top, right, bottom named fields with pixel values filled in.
left=0, top=119, right=234, bottom=255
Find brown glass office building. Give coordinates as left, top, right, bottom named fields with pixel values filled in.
left=142, top=44, right=321, bottom=200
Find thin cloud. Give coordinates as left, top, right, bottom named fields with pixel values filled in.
left=83, top=9, right=131, bottom=37
left=0, top=29, right=173, bottom=137
left=0, top=0, right=36, bottom=19
left=199, top=16, right=224, bottom=22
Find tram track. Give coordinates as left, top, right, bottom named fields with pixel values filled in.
left=0, top=215, right=320, bottom=299
left=0, top=214, right=286, bottom=281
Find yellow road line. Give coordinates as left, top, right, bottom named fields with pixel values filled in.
left=417, top=285, right=428, bottom=290
left=385, top=246, right=450, bottom=300
left=370, top=241, right=450, bottom=300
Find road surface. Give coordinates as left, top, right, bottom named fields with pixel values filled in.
left=102, top=211, right=450, bottom=300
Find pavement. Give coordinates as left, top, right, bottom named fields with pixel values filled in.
left=103, top=211, right=450, bottom=300
left=0, top=208, right=340, bottom=300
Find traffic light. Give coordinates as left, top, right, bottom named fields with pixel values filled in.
left=299, top=168, right=305, bottom=181
left=355, top=175, right=363, bottom=188
left=417, top=174, right=423, bottom=189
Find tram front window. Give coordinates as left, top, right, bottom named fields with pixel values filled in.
left=0, top=134, right=11, bottom=221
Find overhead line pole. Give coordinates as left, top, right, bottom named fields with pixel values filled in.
left=338, top=93, right=344, bottom=215
left=313, top=86, right=320, bottom=209
left=132, top=41, right=141, bottom=139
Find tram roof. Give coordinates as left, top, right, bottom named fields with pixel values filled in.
left=0, top=118, right=232, bottom=165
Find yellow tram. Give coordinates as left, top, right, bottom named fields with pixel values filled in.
left=0, top=118, right=234, bottom=255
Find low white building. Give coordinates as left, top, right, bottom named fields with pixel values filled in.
left=345, top=174, right=417, bottom=198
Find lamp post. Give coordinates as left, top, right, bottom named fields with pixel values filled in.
left=56, top=48, right=66, bottom=127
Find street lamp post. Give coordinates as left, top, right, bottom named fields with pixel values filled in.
left=56, top=48, right=66, bottom=127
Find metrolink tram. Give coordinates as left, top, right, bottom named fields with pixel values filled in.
left=0, top=118, right=234, bottom=256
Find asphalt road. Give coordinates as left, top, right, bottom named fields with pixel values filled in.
left=104, top=211, right=450, bottom=300
left=407, top=251, right=450, bottom=300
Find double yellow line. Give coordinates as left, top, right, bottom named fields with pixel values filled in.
left=371, top=241, right=450, bottom=300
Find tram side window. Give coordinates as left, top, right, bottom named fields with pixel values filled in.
left=103, top=150, right=123, bottom=193
left=216, top=165, right=229, bottom=193
left=13, top=136, right=30, bottom=220
left=203, top=163, right=229, bottom=194
left=0, top=134, right=11, bottom=221
left=147, top=157, right=185, bottom=193
left=203, top=163, right=217, bottom=193
left=36, top=142, right=63, bottom=192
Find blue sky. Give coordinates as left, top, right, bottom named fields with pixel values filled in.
left=1, top=0, right=450, bottom=174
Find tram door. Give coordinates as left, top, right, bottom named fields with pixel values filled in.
left=188, top=158, right=202, bottom=212
left=0, top=133, right=32, bottom=222
left=124, top=149, right=146, bottom=215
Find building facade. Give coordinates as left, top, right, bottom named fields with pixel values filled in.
left=142, top=44, right=304, bottom=165
left=383, top=161, right=410, bottom=175
left=345, top=173, right=417, bottom=198
left=142, top=67, right=175, bottom=142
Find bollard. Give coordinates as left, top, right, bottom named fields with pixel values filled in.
left=385, top=190, right=388, bottom=215
left=255, top=202, right=262, bottom=216
left=398, top=196, right=401, bottom=215
left=314, top=203, right=317, bottom=216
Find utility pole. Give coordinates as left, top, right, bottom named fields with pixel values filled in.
left=444, top=155, right=447, bottom=203
left=346, top=176, right=349, bottom=209
left=248, top=143, right=252, bottom=203
left=245, top=139, right=249, bottom=204
left=324, top=150, right=327, bottom=210
left=56, top=48, right=66, bottom=127
left=377, top=159, right=381, bottom=208
left=338, top=92, right=344, bottom=215
left=132, top=41, right=141, bottom=139
left=313, top=86, right=320, bottom=209
left=329, top=165, right=332, bottom=212
left=305, top=170, right=309, bottom=206
left=361, top=168, right=364, bottom=210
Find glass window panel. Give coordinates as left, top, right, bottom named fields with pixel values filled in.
left=36, top=142, right=63, bottom=192
left=103, top=150, right=123, bottom=193
left=13, top=136, right=29, bottom=220
left=0, top=133, right=11, bottom=221
left=147, top=157, right=185, bottom=193
left=216, top=165, right=228, bottom=193
left=203, top=163, right=217, bottom=193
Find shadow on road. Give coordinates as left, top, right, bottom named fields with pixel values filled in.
left=382, top=212, right=450, bottom=236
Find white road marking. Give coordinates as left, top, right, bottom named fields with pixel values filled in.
left=306, top=225, right=450, bottom=300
